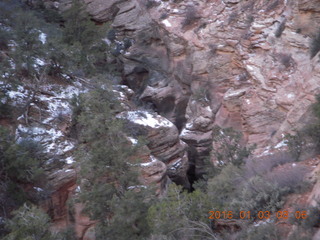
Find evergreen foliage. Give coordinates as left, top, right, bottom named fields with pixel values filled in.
left=206, top=164, right=242, bottom=209
left=147, top=184, right=213, bottom=240
left=0, top=126, right=46, bottom=224
left=211, top=126, right=256, bottom=167
left=3, top=204, right=54, bottom=240
left=0, top=127, right=45, bottom=183
left=75, top=87, right=151, bottom=239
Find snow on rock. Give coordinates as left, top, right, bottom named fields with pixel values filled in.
left=34, top=58, right=45, bottom=66
left=128, top=137, right=138, bottom=145
left=274, top=139, right=287, bottom=149
left=33, top=187, right=44, bottom=192
left=180, top=127, right=192, bottom=137
left=15, top=124, right=75, bottom=156
left=127, top=185, right=147, bottom=190
left=141, top=155, right=158, bottom=167
left=12, top=81, right=88, bottom=162
left=65, top=156, right=75, bottom=164
left=119, top=110, right=174, bottom=128
left=39, top=32, right=47, bottom=44
left=7, top=86, right=29, bottom=105
left=169, top=159, right=182, bottom=171
left=162, top=19, right=172, bottom=27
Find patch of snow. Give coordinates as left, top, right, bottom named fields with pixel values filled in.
left=75, top=186, right=81, bottom=193
left=245, top=99, right=251, bottom=105
left=8, top=90, right=26, bottom=99
left=253, top=218, right=272, bottom=227
left=205, top=106, right=212, bottom=112
left=65, top=156, right=75, bottom=164
left=39, top=32, right=47, bottom=44
left=180, top=128, right=192, bottom=137
left=150, top=155, right=157, bottom=162
left=172, top=9, right=179, bottom=13
left=47, top=128, right=63, bottom=138
left=274, top=140, right=287, bottom=148
left=287, top=93, right=295, bottom=99
left=63, top=143, right=74, bottom=152
left=169, top=159, right=182, bottom=171
left=113, top=89, right=126, bottom=99
left=215, top=20, right=224, bottom=25
left=121, top=111, right=174, bottom=128
left=65, top=169, right=73, bottom=172
left=55, top=85, right=81, bottom=99
left=141, top=155, right=158, bottom=167
left=162, top=19, right=172, bottom=27
left=259, top=146, right=272, bottom=156
left=128, top=137, right=138, bottom=145
left=186, top=122, right=193, bottom=129
left=35, top=58, right=45, bottom=66
left=33, top=187, right=43, bottom=192
left=247, top=65, right=254, bottom=71
left=292, top=163, right=296, bottom=167
left=127, top=185, right=147, bottom=190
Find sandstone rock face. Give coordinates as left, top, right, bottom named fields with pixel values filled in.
left=119, top=110, right=190, bottom=189
left=97, top=0, right=320, bottom=157
left=21, top=0, right=320, bottom=238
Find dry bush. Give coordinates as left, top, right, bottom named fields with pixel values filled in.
left=275, top=20, right=286, bottom=38
left=182, top=7, right=200, bottom=28
left=264, top=165, right=309, bottom=190
left=245, top=152, right=294, bottom=178
left=278, top=53, right=293, bottom=68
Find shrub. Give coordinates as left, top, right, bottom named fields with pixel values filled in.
left=182, top=7, right=200, bottom=28
left=147, top=184, right=213, bottom=240
left=310, top=30, right=320, bottom=58
left=3, top=204, right=54, bottom=240
left=211, top=126, right=256, bottom=167
left=207, top=164, right=243, bottom=209
left=192, top=87, right=209, bottom=103
left=0, top=127, right=45, bottom=182
left=245, top=152, right=294, bottom=178
left=285, top=132, right=304, bottom=161
left=237, top=222, right=281, bottom=240
left=275, top=20, right=286, bottom=38
left=228, top=11, right=238, bottom=24
left=231, top=176, right=290, bottom=215
left=278, top=53, right=292, bottom=68
left=209, top=44, right=217, bottom=55
left=290, top=204, right=320, bottom=229
left=264, top=165, right=308, bottom=191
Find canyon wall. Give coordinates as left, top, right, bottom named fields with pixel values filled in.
left=13, top=0, right=320, bottom=239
